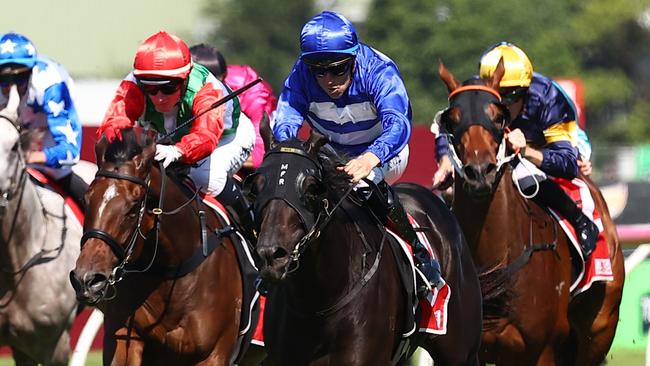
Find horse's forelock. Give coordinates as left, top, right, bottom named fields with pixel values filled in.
left=103, top=130, right=150, bottom=165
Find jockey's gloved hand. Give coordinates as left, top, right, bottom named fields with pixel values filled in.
left=155, top=144, right=183, bottom=168
left=97, top=117, right=133, bottom=142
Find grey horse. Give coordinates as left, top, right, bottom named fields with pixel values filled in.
left=0, top=85, right=92, bottom=365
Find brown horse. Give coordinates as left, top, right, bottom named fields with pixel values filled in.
left=69, top=129, right=260, bottom=366
left=245, top=124, right=484, bottom=365
left=437, top=61, right=625, bottom=365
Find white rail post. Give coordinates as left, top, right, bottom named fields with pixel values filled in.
left=69, top=308, right=104, bottom=366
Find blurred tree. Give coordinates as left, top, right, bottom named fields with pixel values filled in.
left=363, top=0, right=650, bottom=144
left=202, top=0, right=315, bottom=92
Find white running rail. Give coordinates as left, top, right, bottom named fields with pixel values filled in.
left=69, top=308, right=104, bottom=366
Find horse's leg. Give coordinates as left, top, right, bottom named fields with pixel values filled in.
left=535, top=346, right=559, bottom=366
left=104, top=327, right=144, bottom=366
left=45, top=329, right=72, bottom=366
left=237, top=344, right=267, bottom=366
left=570, top=282, right=623, bottom=366
left=11, top=346, right=38, bottom=366
left=570, top=181, right=625, bottom=366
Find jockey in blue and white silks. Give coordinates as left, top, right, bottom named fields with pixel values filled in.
left=272, top=11, right=440, bottom=298
left=273, top=42, right=412, bottom=182
left=0, top=32, right=85, bottom=208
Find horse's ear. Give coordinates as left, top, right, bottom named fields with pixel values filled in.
left=135, top=138, right=156, bottom=172
left=306, top=129, right=328, bottom=156
left=259, top=111, right=277, bottom=151
left=95, top=135, right=109, bottom=168
left=438, top=61, right=460, bottom=93
left=488, top=57, right=506, bottom=90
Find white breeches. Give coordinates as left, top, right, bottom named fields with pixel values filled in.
left=189, top=114, right=255, bottom=196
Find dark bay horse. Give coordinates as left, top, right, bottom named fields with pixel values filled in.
left=437, top=61, right=625, bottom=365
left=245, top=125, right=483, bottom=365
left=69, top=129, right=258, bottom=366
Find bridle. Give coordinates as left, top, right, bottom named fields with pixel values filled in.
left=79, top=164, right=198, bottom=302
left=80, top=169, right=152, bottom=297
left=441, top=84, right=518, bottom=181
left=248, top=145, right=354, bottom=278
left=0, top=118, right=26, bottom=217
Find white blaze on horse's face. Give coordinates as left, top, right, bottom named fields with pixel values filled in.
left=98, top=184, right=119, bottom=213
left=0, top=118, right=20, bottom=192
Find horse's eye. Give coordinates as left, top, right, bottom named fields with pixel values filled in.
left=301, top=176, right=324, bottom=203
left=127, top=203, right=142, bottom=218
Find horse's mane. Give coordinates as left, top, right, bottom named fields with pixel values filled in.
left=318, top=145, right=353, bottom=194
left=104, top=128, right=153, bottom=164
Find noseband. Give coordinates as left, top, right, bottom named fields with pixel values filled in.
left=80, top=169, right=153, bottom=291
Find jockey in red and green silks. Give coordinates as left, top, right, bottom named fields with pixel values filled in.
left=98, top=31, right=255, bottom=199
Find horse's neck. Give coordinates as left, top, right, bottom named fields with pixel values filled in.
left=0, top=175, right=47, bottom=273
left=286, top=213, right=367, bottom=308
left=148, top=175, right=202, bottom=264
left=454, top=173, right=526, bottom=264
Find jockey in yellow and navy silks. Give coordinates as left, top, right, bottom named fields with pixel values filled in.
left=272, top=11, right=440, bottom=297
left=0, top=32, right=86, bottom=208
left=434, top=42, right=599, bottom=259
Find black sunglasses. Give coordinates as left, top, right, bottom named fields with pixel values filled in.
left=0, top=71, right=31, bottom=87
left=499, top=87, right=527, bottom=105
left=141, top=81, right=182, bottom=96
left=308, top=59, right=353, bottom=78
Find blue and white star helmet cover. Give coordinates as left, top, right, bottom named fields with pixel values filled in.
left=0, top=32, right=37, bottom=68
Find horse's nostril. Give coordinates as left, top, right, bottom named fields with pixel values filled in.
left=485, top=163, right=497, bottom=175
left=258, top=246, right=289, bottom=264
left=84, top=272, right=108, bottom=290
left=464, top=166, right=479, bottom=181
left=272, top=247, right=288, bottom=261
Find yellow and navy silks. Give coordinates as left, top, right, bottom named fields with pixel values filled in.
left=435, top=72, right=580, bottom=180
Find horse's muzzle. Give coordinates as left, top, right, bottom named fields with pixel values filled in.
left=69, top=270, right=110, bottom=306
left=257, top=245, right=291, bottom=282
left=462, top=162, right=497, bottom=199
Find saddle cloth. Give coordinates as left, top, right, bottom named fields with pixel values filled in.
left=181, top=179, right=265, bottom=353
left=27, top=167, right=84, bottom=226
left=549, top=177, right=614, bottom=296
left=388, top=215, right=451, bottom=336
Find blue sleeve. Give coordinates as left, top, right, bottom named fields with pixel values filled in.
left=42, top=82, right=82, bottom=168
left=540, top=141, right=579, bottom=179
left=435, top=135, right=449, bottom=161
left=535, top=80, right=579, bottom=179
left=365, top=62, right=411, bottom=164
left=272, top=62, right=309, bottom=142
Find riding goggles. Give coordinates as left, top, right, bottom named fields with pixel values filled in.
left=499, top=87, right=527, bottom=105
left=137, top=78, right=183, bottom=95
left=0, top=70, right=31, bottom=87
left=306, top=57, right=354, bottom=78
